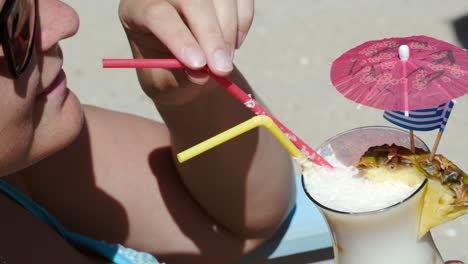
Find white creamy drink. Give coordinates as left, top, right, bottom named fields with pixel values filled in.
left=301, top=127, right=444, bottom=264
left=303, top=158, right=421, bottom=213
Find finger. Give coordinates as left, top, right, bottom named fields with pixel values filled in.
left=185, top=69, right=210, bottom=85
left=236, top=0, right=254, bottom=49
left=141, top=1, right=207, bottom=69
left=181, top=1, right=233, bottom=76
left=213, top=0, right=238, bottom=53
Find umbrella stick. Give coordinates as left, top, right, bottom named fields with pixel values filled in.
left=430, top=131, right=444, bottom=160
left=409, top=130, right=415, bottom=153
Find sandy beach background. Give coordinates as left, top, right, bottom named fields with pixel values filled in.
left=62, top=0, right=468, bottom=261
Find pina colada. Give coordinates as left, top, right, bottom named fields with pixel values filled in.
left=302, top=127, right=468, bottom=264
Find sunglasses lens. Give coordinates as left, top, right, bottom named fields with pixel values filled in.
left=5, top=0, right=36, bottom=74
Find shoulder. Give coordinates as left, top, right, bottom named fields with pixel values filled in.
left=82, top=104, right=170, bottom=149
left=83, top=105, right=167, bottom=134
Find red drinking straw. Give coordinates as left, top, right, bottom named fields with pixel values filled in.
left=103, top=59, right=185, bottom=69
left=102, top=58, right=333, bottom=168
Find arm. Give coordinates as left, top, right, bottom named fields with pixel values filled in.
left=119, top=0, right=296, bottom=237
left=154, top=69, right=296, bottom=237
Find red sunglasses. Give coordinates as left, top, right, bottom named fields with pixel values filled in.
left=0, top=0, right=37, bottom=78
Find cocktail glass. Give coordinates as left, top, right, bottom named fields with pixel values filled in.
left=302, top=126, right=444, bottom=264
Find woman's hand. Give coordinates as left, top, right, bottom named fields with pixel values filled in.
left=119, top=0, right=254, bottom=105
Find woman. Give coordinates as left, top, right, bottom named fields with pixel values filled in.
left=1, top=1, right=463, bottom=263
left=0, top=0, right=296, bottom=263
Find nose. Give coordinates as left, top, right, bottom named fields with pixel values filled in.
left=37, top=0, right=80, bottom=51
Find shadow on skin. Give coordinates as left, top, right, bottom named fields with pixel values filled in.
left=148, top=136, right=256, bottom=263
left=453, top=14, right=468, bottom=49
left=21, top=120, right=130, bottom=243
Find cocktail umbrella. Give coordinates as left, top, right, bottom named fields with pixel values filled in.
left=330, top=35, right=468, bottom=112
left=383, top=101, right=454, bottom=158
left=331, top=35, right=468, bottom=156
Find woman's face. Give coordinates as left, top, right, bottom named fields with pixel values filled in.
left=0, top=0, right=83, bottom=176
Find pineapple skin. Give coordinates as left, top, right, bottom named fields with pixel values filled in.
left=357, top=144, right=468, bottom=238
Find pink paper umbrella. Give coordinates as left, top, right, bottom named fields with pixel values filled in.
left=330, top=35, right=468, bottom=111
left=103, top=59, right=333, bottom=168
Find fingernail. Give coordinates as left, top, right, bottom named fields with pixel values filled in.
left=182, top=47, right=206, bottom=68
left=236, top=31, right=246, bottom=49
left=212, top=49, right=233, bottom=72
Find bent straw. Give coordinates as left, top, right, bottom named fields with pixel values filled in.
left=102, top=58, right=332, bottom=168
left=177, top=115, right=307, bottom=163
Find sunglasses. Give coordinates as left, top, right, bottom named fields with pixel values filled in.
left=0, top=0, right=37, bottom=78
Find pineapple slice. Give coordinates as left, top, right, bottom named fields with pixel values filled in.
left=357, top=144, right=468, bottom=238
left=420, top=179, right=468, bottom=237
left=416, top=154, right=468, bottom=237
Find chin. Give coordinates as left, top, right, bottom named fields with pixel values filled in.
left=27, top=90, right=85, bottom=166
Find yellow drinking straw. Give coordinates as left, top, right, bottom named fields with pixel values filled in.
left=177, top=115, right=307, bottom=163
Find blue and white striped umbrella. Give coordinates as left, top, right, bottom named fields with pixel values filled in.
left=383, top=101, right=454, bottom=132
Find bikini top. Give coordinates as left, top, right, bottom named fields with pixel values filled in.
left=0, top=179, right=162, bottom=264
